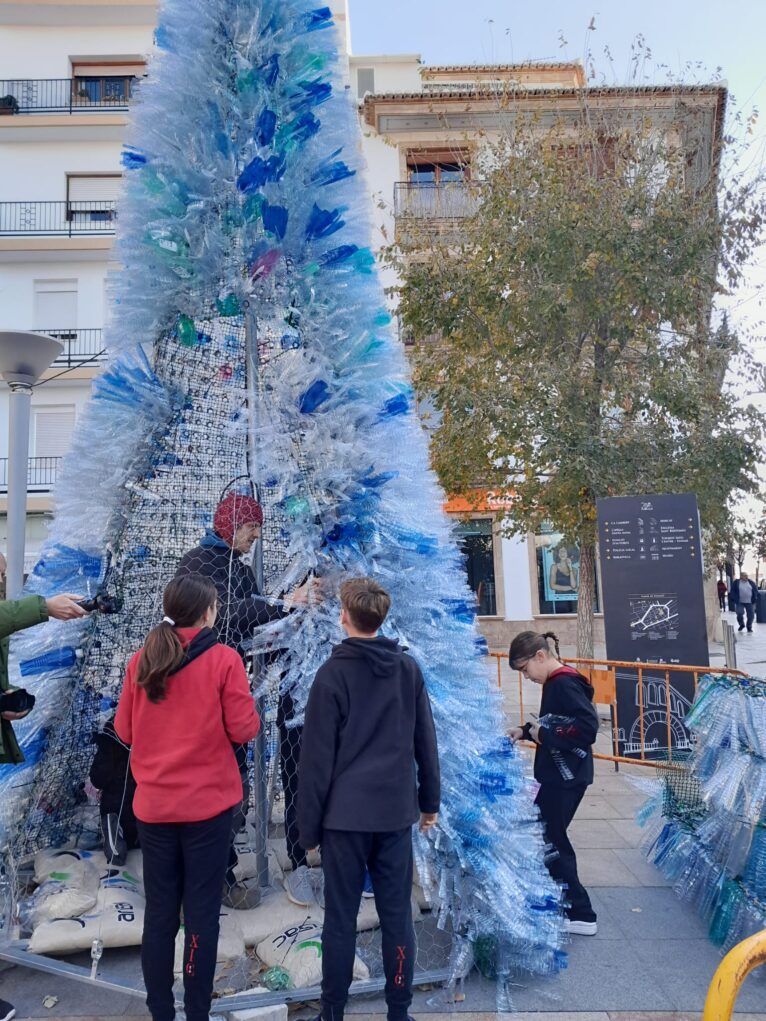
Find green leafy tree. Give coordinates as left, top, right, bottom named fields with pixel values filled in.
left=392, top=113, right=766, bottom=656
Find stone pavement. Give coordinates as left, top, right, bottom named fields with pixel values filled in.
left=2, top=627, right=766, bottom=1019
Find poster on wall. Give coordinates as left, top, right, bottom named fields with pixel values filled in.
left=596, top=493, right=709, bottom=758
left=542, top=540, right=580, bottom=603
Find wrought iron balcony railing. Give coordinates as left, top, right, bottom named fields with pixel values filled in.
left=0, top=76, right=137, bottom=114
left=394, top=181, right=483, bottom=220
left=0, top=456, right=62, bottom=493
left=32, top=328, right=106, bottom=367
left=0, top=201, right=117, bottom=236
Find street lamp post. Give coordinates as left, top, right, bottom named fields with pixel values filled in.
left=0, top=332, right=63, bottom=598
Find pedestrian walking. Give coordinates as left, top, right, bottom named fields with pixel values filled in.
left=114, top=573, right=260, bottom=1021
left=717, top=578, right=728, bottom=612
left=298, top=577, right=440, bottom=1021
left=509, top=630, right=599, bottom=936
left=731, top=572, right=758, bottom=632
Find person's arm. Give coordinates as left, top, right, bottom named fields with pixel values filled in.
left=413, top=668, right=440, bottom=815
left=536, top=677, right=598, bottom=754
left=0, top=595, right=48, bottom=640
left=297, top=669, right=342, bottom=850
left=114, top=658, right=137, bottom=746
left=220, top=652, right=260, bottom=744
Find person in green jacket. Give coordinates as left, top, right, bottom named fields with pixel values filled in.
left=0, top=593, right=87, bottom=765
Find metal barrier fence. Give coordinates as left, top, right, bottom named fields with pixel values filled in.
left=489, top=651, right=747, bottom=768
left=0, top=456, right=61, bottom=493
left=32, top=328, right=106, bottom=366
left=0, top=77, right=135, bottom=113
left=0, top=201, right=117, bottom=236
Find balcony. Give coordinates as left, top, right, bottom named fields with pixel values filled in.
left=0, top=77, right=136, bottom=114
left=394, top=181, right=483, bottom=220
left=0, top=456, right=61, bottom=493
left=0, top=201, right=117, bottom=236
left=32, top=328, right=106, bottom=367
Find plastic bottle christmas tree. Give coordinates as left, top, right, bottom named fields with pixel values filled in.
left=0, top=0, right=566, bottom=992
left=643, top=672, right=766, bottom=951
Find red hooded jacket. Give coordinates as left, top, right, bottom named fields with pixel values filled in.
left=115, top=627, right=260, bottom=824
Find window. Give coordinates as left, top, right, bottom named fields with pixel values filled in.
left=34, top=406, right=76, bottom=458
left=71, top=61, right=144, bottom=106
left=66, top=174, right=120, bottom=224
left=406, top=150, right=471, bottom=183
left=535, top=524, right=600, bottom=615
left=33, top=279, right=77, bottom=333
left=356, top=68, right=375, bottom=96
left=455, top=518, right=497, bottom=616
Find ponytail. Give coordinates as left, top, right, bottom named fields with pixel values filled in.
left=136, top=622, right=185, bottom=704
left=509, top=629, right=561, bottom=669
left=135, top=573, right=218, bottom=704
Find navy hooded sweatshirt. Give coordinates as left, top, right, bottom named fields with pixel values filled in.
left=521, top=666, right=599, bottom=788
left=297, top=636, right=440, bottom=850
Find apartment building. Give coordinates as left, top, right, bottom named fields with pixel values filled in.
left=349, top=56, right=725, bottom=645
left=0, top=2, right=724, bottom=645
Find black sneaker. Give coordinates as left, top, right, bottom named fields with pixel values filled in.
left=0, top=999, right=16, bottom=1021
left=738, top=624, right=745, bottom=631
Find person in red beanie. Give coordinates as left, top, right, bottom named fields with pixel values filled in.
left=175, top=490, right=313, bottom=909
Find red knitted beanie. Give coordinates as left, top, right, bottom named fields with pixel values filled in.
left=213, top=492, right=264, bottom=546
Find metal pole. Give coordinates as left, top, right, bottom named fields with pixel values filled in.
left=6, top=381, right=31, bottom=599
left=245, top=312, right=269, bottom=894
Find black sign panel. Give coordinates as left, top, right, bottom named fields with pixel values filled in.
left=597, top=493, right=708, bottom=758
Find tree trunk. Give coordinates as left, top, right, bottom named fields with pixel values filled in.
left=577, top=541, right=596, bottom=659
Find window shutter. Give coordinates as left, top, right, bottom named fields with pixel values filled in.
left=33, top=280, right=78, bottom=331
left=67, top=175, right=122, bottom=202
left=34, top=408, right=76, bottom=458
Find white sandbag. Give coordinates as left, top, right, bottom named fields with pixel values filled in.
left=237, top=890, right=322, bottom=948
left=412, top=883, right=432, bottom=911
left=173, top=908, right=245, bottom=974
left=33, top=849, right=101, bottom=890
left=26, top=881, right=98, bottom=927
left=267, top=839, right=292, bottom=873
left=257, top=920, right=369, bottom=988
left=29, top=886, right=145, bottom=955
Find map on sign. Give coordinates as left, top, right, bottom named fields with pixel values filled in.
left=629, top=594, right=680, bottom=641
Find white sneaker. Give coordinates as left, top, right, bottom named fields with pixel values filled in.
left=285, top=865, right=316, bottom=907
left=566, top=918, right=598, bottom=936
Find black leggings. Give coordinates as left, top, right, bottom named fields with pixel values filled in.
left=137, top=808, right=233, bottom=1021
left=277, top=691, right=307, bottom=870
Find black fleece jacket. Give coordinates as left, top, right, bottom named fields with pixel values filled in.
left=297, top=637, right=440, bottom=849
left=522, top=666, right=599, bottom=788
left=175, top=535, right=286, bottom=658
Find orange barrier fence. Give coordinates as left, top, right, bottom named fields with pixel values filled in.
left=488, top=652, right=747, bottom=768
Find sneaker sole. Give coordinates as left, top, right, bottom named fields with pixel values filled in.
left=567, top=921, right=598, bottom=936
left=0, top=1008, right=16, bottom=1021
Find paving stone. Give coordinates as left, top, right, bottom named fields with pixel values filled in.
left=605, top=818, right=646, bottom=848
left=577, top=849, right=641, bottom=888
left=570, top=818, right=632, bottom=849
left=572, top=795, right=624, bottom=820
left=612, top=848, right=673, bottom=887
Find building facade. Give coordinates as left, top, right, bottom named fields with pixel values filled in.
left=0, top=3, right=724, bottom=647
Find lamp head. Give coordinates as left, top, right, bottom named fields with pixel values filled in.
left=0, top=331, right=64, bottom=386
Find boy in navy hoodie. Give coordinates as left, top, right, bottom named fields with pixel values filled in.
left=298, top=577, right=440, bottom=1021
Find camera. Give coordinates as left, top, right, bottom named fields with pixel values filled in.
left=77, top=592, right=121, bottom=615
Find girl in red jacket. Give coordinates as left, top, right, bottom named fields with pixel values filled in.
left=115, top=573, right=260, bottom=1021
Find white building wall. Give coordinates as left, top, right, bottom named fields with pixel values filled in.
left=0, top=381, right=93, bottom=460
left=501, top=534, right=534, bottom=621
left=0, top=25, right=153, bottom=76
left=349, top=57, right=422, bottom=99
left=0, top=141, right=123, bottom=200
left=0, top=261, right=108, bottom=331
